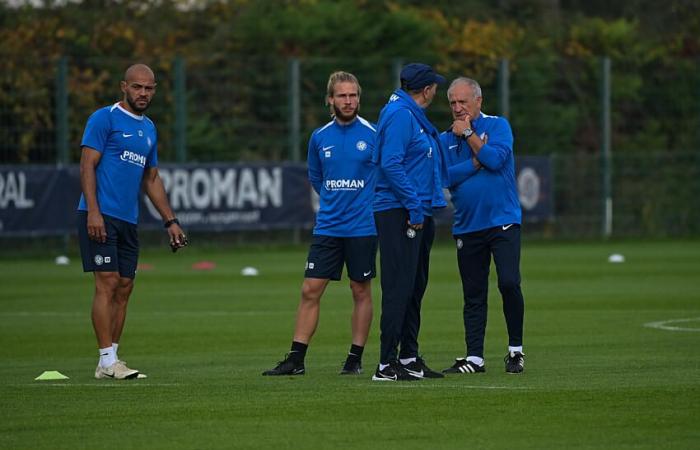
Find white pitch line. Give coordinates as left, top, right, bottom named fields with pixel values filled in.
left=0, top=310, right=293, bottom=318
left=17, top=383, right=181, bottom=387
left=643, top=317, right=700, bottom=332
left=368, top=384, right=532, bottom=390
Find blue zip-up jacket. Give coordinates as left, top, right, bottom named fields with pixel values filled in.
left=307, top=116, right=377, bottom=237
left=373, top=89, right=447, bottom=225
left=439, top=112, right=521, bottom=234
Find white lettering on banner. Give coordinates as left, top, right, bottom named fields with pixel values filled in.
left=145, top=167, right=283, bottom=219
left=176, top=210, right=261, bottom=225
left=257, top=168, right=282, bottom=208
left=190, top=169, right=210, bottom=209
left=236, top=169, right=257, bottom=208
left=175, top=169, right=191, bottom=209
left=211, top=169, right=235, bottom=208
left=0, top=172, right=35, bottom=209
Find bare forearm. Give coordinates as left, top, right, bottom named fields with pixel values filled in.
left=80, top=160, right=100, bottom=212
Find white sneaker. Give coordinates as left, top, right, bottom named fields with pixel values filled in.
left=94, top=361, right=139, bottom=380
left=118, top=360, right=147, bottom=378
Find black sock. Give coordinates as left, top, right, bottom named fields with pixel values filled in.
left=289, top=341, right=308, bottom=362
left=347, top=344, right=364, bottom=362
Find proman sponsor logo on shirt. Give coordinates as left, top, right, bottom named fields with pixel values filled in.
left=324, top=179, right=365, bottom=191
left=120, top=150, right=147, bottom=168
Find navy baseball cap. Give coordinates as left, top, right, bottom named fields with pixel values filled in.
left=400, top=63, right=446, bottom=90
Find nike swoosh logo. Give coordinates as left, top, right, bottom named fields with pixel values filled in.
left=502, top=224, right=514, bottom=230
left=123, top=133, right=133, bottom=138
left=363, top=271, right=371, bottom=277
left=449, top=145, right=458, bottom=149
left=373, top=373, right=397, bottom=381
left=404, top=369, right=424, bottom=378
left=322, top=145, right=334, bottom=151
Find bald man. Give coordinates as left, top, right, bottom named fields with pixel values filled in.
left=77, top=64, right=188, bottom=380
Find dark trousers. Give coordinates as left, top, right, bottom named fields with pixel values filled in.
left=375, top=208, right=435, bottom=364
left=456, top=225, right=524, bottom=358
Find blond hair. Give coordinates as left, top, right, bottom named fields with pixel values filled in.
left=326, top=71, right=361, bottom=99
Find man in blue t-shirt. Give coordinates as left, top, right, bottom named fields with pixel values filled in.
left=77, top=64, right=187, bottom=380
left=263, top=71, right=377, bottom=376
left=439, top=77, right=525, bottom=376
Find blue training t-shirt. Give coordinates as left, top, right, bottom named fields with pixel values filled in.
left=77, top=103, right=158, bottom=224
left=307, top=116, right=377, bottom=237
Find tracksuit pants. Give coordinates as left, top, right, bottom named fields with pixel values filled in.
left=455, top=224, right=524, bottom=358
left=375, top=208, right=435, bottom=364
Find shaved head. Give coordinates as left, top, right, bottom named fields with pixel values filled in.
left=120, top=64, right=157, bottom=114
left=124, top=64, right=155, bottom=83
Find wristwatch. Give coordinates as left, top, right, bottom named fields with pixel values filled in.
left=164, top=218, right=180, bottom=228
left=462, top=128, right=474, bottom=139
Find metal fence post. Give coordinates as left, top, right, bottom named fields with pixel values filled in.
left=392, top=58, right=403, bottom=89
left=601, top=56, right=612, bottom=238
left=55, top=56, right=69, bottom=165
left=288, top=58, right=302, bottom=244
left=173, top=56, right=187, bottom=163
left=498, top=58, right=510, bottom=119
left=288, top=58, right=301, bottom=162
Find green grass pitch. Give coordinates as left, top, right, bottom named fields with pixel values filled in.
left=1, top=239, right=699, bottom=449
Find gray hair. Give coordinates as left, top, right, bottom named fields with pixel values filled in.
left=447, top=77, right=482, bottom=99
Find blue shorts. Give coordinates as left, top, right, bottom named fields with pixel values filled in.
left=304, top=235, right=377, bottom=282
left=77, top=212, right=139, bottom=279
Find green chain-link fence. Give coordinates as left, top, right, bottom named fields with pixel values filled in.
left=1, top=55, right=699, bottom=238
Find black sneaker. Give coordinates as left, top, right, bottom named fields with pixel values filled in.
left=371, top=361, right=420, bottom=382
left=262, top=354, right=305, bottom=376
left=442, top=358, right=486, bottom=374
left=504, top=351, right=524, bottom=374
left=415, top=356, right=445, bottom=378
left=401, top=357, right=445, bottom=379
left=340, top=358, right=362, bottom=375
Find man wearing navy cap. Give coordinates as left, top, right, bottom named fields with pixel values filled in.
left=371, top=63, right=448, bottom=381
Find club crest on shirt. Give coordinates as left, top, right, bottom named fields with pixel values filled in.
left=356, top=140, right=367, bottom=151
left=138, top=130, right=143, bottom=137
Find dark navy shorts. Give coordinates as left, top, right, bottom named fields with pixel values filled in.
left=77, top=212, right=139, bottom=279
left=304, top=235, right=377, bottom=282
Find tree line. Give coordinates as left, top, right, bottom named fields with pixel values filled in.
left=1, top=0, right=698, bottom=163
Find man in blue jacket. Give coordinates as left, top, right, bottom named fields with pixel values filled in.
left=263, top=71, right=377, bottom=376
left=371, top=63, right=447, bottom=381
left=439, top=77, right=525, bottom=375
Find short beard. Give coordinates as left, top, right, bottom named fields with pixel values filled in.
left=126, top=95, right=150, bottom=113
left=332, top=104, right=358, bottom=123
